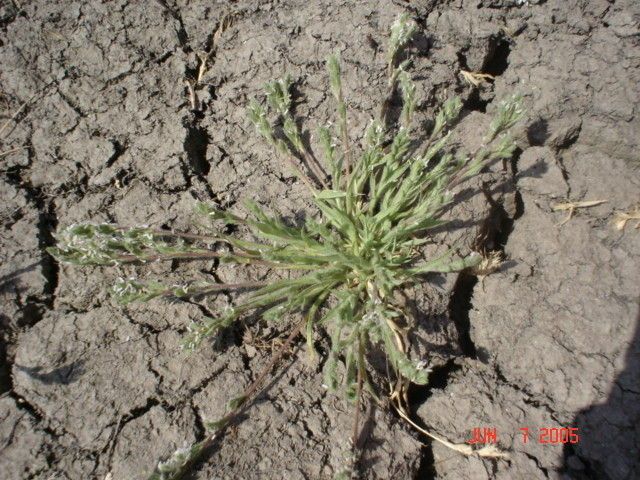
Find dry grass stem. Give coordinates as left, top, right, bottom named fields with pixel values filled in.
left=0, top=99, right=29, bottom=138
left=0, top=146, right=28, bottom=157
left=552, top=199, right=607, bottom=225
left=460, top=70, right=495, bottom=87
left=394, top=405, right=510, bottom=459
left=613, top=205, right=640, bottom=231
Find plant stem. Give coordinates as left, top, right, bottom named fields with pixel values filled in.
left=335, top=88, right=351, bottom=181
left=113, top=250, right=313, bottom=270
left=300, top=149, right=329, bottom=189
left=352, top=338, right=364, bottom=448
left=161, top=281, right=270, bottom=299
left=378, top=78, right=397, bottom=127
left=164, top=317, right=306, bottom=480
left=149, top=230, right=224, bottom=243
left=229, top=315, right=305, bottom=407
left=280, top=150, right=318, bottom=193
left=0, top=146, right=28, bottom=157
left=0, top=96, right=33, bottom=138
left=341, top=123, right=351, bottom=180
left=115, top=251, right=225, bottom=263
left=379, top=50, right=404, bottom=127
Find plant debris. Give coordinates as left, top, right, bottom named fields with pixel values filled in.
left=552, top=199, right=607, bottom=225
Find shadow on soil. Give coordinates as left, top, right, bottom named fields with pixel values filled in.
left=563, top=303, right=640, bottom=479
left=14, top=360, right=85, bottom=385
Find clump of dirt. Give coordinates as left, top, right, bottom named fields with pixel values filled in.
left=1, top=0, right=638, bottom=479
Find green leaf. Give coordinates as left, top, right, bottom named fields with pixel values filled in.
left=194, top=202, right=244, bottom=224
left=387, top=13, right=417, bottom=67
left=323, top=352, right=339, bottom=391
left=410, top=252, right=482, bottom=275
left=327, top=54, right=342, bottom=100
left=315, top=189, right=347, bottom=200
left=381, top=321, right=430, bottom=385
left=487, top=94, right=524, bottom=141
left=205, top=417, right=230, bottom=432
left=226, top=395, right=247, bottom=410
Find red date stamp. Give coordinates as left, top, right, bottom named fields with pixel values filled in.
left=466, top=427, right=580, bottom=445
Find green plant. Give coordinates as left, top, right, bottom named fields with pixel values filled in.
left=48, top=13, right=522, bottom=479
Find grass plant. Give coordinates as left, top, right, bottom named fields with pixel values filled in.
left=48, top=13, right=523, bottom=479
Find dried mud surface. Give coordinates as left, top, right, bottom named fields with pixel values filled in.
left=1, top=1, right=638, bottom=479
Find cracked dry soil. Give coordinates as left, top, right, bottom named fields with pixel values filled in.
left=1, top=0, right=638, bottom=479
